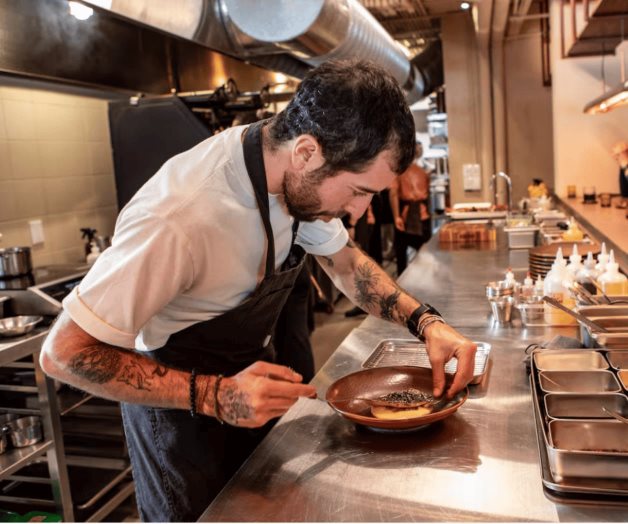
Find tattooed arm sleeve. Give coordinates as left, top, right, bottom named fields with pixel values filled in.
left=39, top=311, right=218, bottom=416
left=314, top=240, right=421, bottom=326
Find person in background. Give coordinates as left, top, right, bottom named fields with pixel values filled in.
left=389, top=143, right=432, bottom=276
left=611, top=141, right=628, bottom=200
left=40, top=60, right=476, bottom=522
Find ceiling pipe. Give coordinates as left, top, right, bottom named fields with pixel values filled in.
left=82, top=0, right=440, bottom=102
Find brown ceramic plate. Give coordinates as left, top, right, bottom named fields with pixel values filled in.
left=326, top=366, right=468, bottom=430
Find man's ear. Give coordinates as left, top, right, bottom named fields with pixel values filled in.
left=291, top=134, right=325, bottom=171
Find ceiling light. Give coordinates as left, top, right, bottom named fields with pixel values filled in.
left=583, top=80, right=628, bottom=114
left=584, top=42, right=627, bottom=114
left=68, top=1, right=93, bottom=20
left=460, top=2, right=471, bottom=10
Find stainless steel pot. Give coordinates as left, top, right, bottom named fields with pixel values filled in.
left=5, top=416, right=43, bottom=448
left=0, top=247, right=32, bottom=278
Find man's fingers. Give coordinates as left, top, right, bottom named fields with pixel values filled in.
left=246, top=361, right=303, bottom=383
left=430, top=360, right=446, bottom=398
left=446, top=343, right=477, bottom=397
left=264, top=379, right=316, bottom=399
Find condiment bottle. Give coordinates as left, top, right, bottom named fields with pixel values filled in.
left=520, top=272, right=535, bottom=302
left=595, top=242, right=609, bottom=274
left=597, top=250, right=628, bottom=295
left=576, top=252, right=599, bottom=295
left=566, top=244, right=582, bottom=277
left=543, top=248, right=577, bottom=325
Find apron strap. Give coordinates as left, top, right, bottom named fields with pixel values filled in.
left=242, top=121, right=275, bottom=278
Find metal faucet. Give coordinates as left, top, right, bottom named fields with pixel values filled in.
left=490, top=171, right=512, bottom=212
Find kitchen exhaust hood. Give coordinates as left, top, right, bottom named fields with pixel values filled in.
left=80, top=0, right=442, bottom=101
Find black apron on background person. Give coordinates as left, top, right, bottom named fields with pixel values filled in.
left=121, top=121, right=307, bottom=522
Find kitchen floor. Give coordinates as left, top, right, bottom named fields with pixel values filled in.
left=104, top=259, right=397, bottom=522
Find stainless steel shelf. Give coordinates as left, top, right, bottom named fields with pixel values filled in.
left=0, top=440, right=53, bottom=480
left=0, top=385, right=38, bottom=393
left=57, top=388, right=93, bottom=417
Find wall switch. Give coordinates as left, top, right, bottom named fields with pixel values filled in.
left=29, top=219, right=45, bottom=245
left=463, top=163, right=482, bottom=191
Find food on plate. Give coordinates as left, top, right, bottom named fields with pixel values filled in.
left=371, top=405, right=433, bottom=420
left=369, top=388, right=436, bottom=419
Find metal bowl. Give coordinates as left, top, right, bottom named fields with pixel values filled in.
left=0, top=315, right=43, bottom=337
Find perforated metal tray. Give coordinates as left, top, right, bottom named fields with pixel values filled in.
left=362, top=339, right=491, bottom=384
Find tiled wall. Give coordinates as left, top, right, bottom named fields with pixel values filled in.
left=0, top=84, right=118, bottom=267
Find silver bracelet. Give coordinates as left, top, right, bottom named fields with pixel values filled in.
left=418, top=315, right=445, bottom=339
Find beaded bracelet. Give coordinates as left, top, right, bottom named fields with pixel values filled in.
left=418, top=315, right=445, bottom=340
left=214, top=374, right=224, bottom=425
left=189, top=368, right=198, bottom=418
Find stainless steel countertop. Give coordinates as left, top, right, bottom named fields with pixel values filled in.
left=200, top=232, right=627, bottom=522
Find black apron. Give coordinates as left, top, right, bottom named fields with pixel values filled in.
left=121, top=121, right=307, bottom=522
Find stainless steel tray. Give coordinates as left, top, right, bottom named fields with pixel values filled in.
left=544, top=392, right=628, bottom=419
left=577, top=306, right=628, bottom=317
left=362, top=339, right=491, bottom=385
left=539, top=370, right=621, bottom=393
left=591, top=332, right=628, bottom=349
left=530, top=353, right=628, bottom=499
left=533, top=350, right=607, bottom=371
left=607, top=351, right=628, bottom=370
left=547, top=419, right=628, bottom=480
left=531, top=382, right=628, bottom=501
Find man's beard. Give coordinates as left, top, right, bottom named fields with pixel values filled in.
left=282, top=166, right=339, bottom=222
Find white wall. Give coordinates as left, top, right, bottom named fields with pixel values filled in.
left=0, top=82, right=118, bottom=266
left=550, top=0, right=628, bottom=198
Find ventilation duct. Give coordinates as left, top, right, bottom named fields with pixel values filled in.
left=83, top=0, right=440, bottom=101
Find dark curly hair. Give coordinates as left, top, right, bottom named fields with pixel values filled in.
left=267, top=59, right=415, bottom=176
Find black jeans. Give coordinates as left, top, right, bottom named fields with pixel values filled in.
left=394, top=219, right=432, bottom=276
left=121, top=403, right=269, bottom=522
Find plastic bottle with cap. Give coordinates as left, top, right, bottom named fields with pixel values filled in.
left=520, top=272, right=535, bottom=302
left=86, top=242, right=101, bottom=266
left=566, top=244, right=583, bottom=277
left=595, top=242, right=609, bottom=274
left=543, top=248, right=577, bottom=325
left=597, top=250, right=627, bottom=295
left=576, top=252, right=599, bottom=295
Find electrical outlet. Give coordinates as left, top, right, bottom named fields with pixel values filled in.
left=463, top=164, right=482, bottom=191
left=29, top=219, right=45, bottom=245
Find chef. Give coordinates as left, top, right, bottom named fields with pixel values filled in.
left=40, top=59, right=477, bottom=522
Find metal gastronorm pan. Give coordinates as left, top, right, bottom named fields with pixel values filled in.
left=533, top=350, right=608, bottom=371
left=547, top=420, right=628, bottom=481
left=544, top=392, right=628, bottom=419
left=539, top=370, right=621, bottom=394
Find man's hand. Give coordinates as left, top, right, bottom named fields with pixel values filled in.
left=207, top=361, right=317, bottom=428
left=423, top=322, right=477, bottom=399
left=394, top=216, right=405, bottom=231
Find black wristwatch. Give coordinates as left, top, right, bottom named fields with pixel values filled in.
left=407, top=303, right=442, bottom=340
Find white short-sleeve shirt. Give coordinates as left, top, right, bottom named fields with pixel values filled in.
left=63, top=125, right=348, bottom=351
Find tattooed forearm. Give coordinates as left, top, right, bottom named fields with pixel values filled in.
left=218, top=382, right=253, bottom=425
left=353, top=261, right=410, bottom=324
left=69, top=346, right=168, bottom=392
left=378, top=290, right=401, bottom=321
left=354, top=261, right=380, bottom=308
left=69, top=346, right=122, bottom=384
